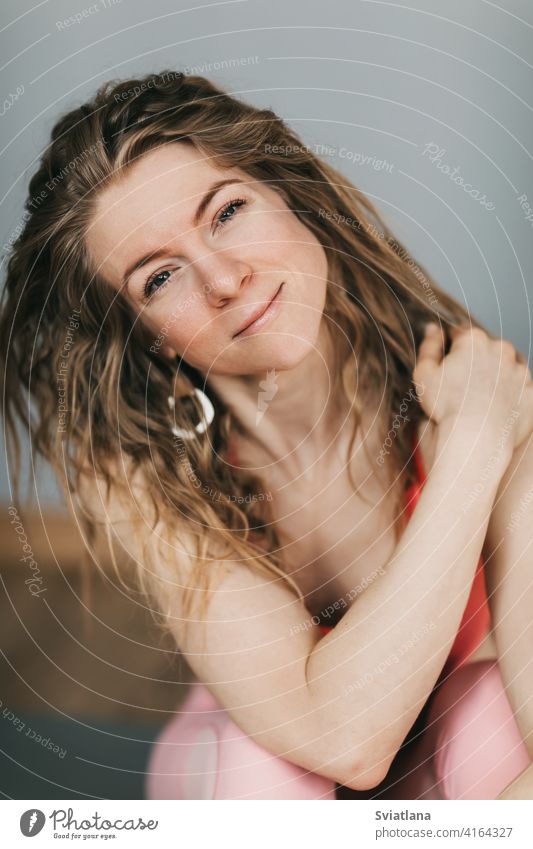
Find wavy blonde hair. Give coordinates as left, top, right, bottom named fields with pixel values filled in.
left=0, top=70, right=480, bottom=636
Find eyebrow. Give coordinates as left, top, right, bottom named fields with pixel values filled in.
left=122, top=178, right=247, bottom=290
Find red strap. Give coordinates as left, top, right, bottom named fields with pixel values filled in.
left=412, top=426, right=427, bottom=486
left=225, top=441, right=238, bottom=466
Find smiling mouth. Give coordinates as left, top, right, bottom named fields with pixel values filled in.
left=232, top=283, right=284, bottom=338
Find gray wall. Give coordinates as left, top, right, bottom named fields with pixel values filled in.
left=1, top=0, right=532, bottom=507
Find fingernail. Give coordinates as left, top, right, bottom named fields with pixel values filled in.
left=425, top=323, right=439, bottom=335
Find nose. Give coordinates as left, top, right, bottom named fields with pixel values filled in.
left=195, top=252, right=253, bottom=306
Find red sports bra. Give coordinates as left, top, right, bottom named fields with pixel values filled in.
left=316, top=436, right=491, bottom=678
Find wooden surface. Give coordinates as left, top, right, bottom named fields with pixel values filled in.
left=0, top=507, right=193, bottom=724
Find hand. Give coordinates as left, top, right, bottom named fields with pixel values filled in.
left=413, top=323, right=533, bottom=450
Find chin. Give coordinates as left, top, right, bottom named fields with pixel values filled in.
left=234, top=333, right=319, bottom=374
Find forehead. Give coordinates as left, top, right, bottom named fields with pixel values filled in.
left=84, top=142, right=244, bottom=288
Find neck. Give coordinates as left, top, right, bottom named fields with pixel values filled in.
left=207, top=322, right=356, bottom=467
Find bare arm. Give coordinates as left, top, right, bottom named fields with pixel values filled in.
left=483, top=433, right=533, bottom=758
left=301, top=325, right=531, bottom=789
left=305, top=419, right=510, bottom=789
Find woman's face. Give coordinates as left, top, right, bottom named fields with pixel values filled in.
left=85, top=143, right=329, bottom=377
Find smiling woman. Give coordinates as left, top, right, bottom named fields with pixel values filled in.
left=84, top=141, right=328, bottom=374
left=1, top=70, right=532, bottom=801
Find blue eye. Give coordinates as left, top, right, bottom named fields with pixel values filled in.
left=216, top=197, right=247, bottom=227
left=142, top=198, right=247, bottom=300
left=143, top=268, right=176, bottom=299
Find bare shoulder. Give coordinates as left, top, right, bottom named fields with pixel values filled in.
left=73, top=456, right=200, bottom=598
left=74, top=454, right=148, bottom=524
left=70, top=459, right=360, bottom=779
left=84, top=468, right=324, bottom=763
left=72, top=455, right=310, bottom=650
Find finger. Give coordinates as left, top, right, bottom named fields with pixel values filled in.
left=498, top=338, right=517, bottom=359
left=448, top=323, right=474, bottom=338
left=514, top=386, right=533, bottom=447
left=516, top=349, right=529, bottom=367
left=417, top=323, right=445, bottom=364
left=413, top=325, right=445, bottom=398
left=448, top=324, right=481, bottom=347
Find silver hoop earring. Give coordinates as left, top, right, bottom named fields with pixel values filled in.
left=168, top=387, right=215, bottom=440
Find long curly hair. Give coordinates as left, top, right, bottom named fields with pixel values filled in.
left=0, top=69, right=480, bottom=635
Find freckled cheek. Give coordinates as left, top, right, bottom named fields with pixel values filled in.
left=166, top=309, right=225, bottom=357
left=269, top=220, right=327, bottom=276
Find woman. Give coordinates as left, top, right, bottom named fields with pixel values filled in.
left=2, top=70, right=533, bottom=800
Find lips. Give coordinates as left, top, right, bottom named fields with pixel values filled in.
left=232, top=283, right=283, bottom=338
